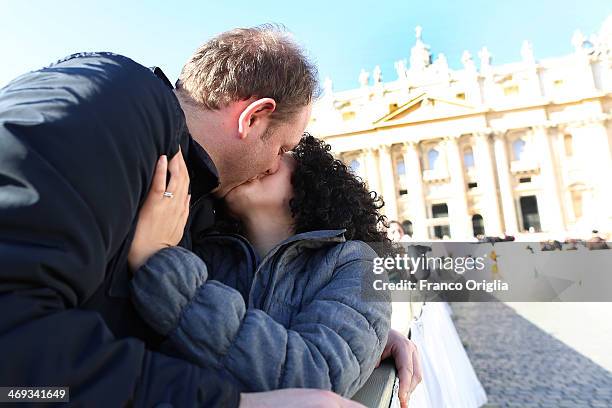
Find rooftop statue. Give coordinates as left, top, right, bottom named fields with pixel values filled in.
left=434, top=53, right=450, bottom=77
left=478, top=47, right=492, bottom=73
left=373, top=65, right=383, bottom=84
left=410, top=25, right=432, bottom=71
left=461, top=50, right=477, bottom=73
left=521, top=41, right=536, bottom=65
left=359, top=68, right=370, bottom=87
left=394, top=59, right=408, bottom=81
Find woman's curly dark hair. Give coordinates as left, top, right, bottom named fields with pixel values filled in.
left=211, top=134, right=393, bottom=253
left=290, top=134, right=390, bottom=246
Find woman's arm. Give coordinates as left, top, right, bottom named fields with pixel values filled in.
left=126, top=152, right=391, bottom=396
left=129, top=241, right=391, bottom=397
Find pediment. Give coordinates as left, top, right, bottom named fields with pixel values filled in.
left=374, top=92, right=475, bottom=124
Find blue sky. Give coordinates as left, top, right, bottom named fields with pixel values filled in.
left=1, top=1, right=610, bottom=91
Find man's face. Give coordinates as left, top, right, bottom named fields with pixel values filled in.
left=216, top=104, right=312, bottom=197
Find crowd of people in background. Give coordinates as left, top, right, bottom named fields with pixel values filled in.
left=385, top=221, right=610, bottom=252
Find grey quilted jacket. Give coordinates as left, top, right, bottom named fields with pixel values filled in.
left=130, top=229, right=391, bottom=397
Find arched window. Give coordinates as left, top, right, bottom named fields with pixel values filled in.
left=569, top=184, right=585, bottom=220
left=512, top=139, right=526, bottom=161
left=463, top=147, right=474, bottom=168
left=571, top=190, right=583, bottom=219
left=396, top=159, right=405, bottom=175
left=472, top=214, right=485, bottom=237
left=349, top=159, right=361, bottom=175
left=427, top=148, right=439, bottom=170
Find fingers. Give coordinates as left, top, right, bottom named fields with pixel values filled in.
left=151, top=155, right=168, bottom=196
left=398, top=345, right=423, bottom=408
left=167, top=147, right=189, bottom=198
left=395, top=341, right=413, bottom=399
left=398, top=365, right=412, bottom=408
left=394, top=338, right=423, bottom=408
left=378, top=347, right=393, bottom=364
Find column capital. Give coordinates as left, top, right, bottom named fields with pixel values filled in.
left=443, top=134, right=461, bottom=145
left=491, top=129, right=508, bottom=142
left=402, top=140, right=420, bottom=150
left=377, top=143, right=394, bottom=154
left=472, top=130, right=493, bottom=142
left=530, top=123, right=550, bottom=133
left=346, top=149, right=366, bottom=158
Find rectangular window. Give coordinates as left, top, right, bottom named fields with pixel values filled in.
left=519, top=177, right=531, bottom=183
left=342, top=111, right=356, bottom=121
left=564, top=134, right=573, bottom=157
left=467, top=182, right=478, bottom=189
left=503, top=85, right=519, bottom=96
left=432, top=225, right=451, bottom=239
left=431, top=203, right=449, bottom=218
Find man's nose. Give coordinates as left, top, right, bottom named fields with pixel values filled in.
left=265, top=157, right=281, bottom=175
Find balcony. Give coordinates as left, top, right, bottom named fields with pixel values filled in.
left=510, top=159, right=539, bottom=174
left=465, top=166, right=477, bottom=180
left=422, top=168, right=450, bottom=182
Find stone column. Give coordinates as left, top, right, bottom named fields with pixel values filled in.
left=592, top=119, right=612, bottom=232
left=364, top=148, right=381, bottom=197
left=402, top=141, right=429, bottom=240
left=493, top=132, right=519, bottom=235
left=575, top=52, right=597, bottom=93
left=533, top=125, right=565, bottom=233
left=377, top=144, right=399, bottom=221
left=569, top=119, right=612, bottom=232
left=473, top=132, right=504, bottom=236
left=445, top=136, right=472, bottom=239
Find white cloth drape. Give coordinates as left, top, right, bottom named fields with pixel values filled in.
left=408, top=303, right=487, bottom=408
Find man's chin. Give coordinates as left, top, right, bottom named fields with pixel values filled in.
left=223, top=179, right=255, bottom=199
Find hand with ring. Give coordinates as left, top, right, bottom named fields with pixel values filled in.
left=128, top=148, right=191, bottom=271
left=376, top=329, right=423, bottom=408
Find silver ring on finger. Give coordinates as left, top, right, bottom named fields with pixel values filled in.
left=163, top=191, right=174, bottom=198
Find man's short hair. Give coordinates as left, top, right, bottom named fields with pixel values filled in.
left=176, top=24, right=319, bottom=122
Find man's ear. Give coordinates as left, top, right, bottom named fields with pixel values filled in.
left=238, top=98, right=276, bottom=139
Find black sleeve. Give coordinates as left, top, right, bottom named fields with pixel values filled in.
left=0, top=52, right=240, bottom=407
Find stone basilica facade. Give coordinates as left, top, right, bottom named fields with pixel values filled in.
left=307, top=17, right=612, bottom=241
